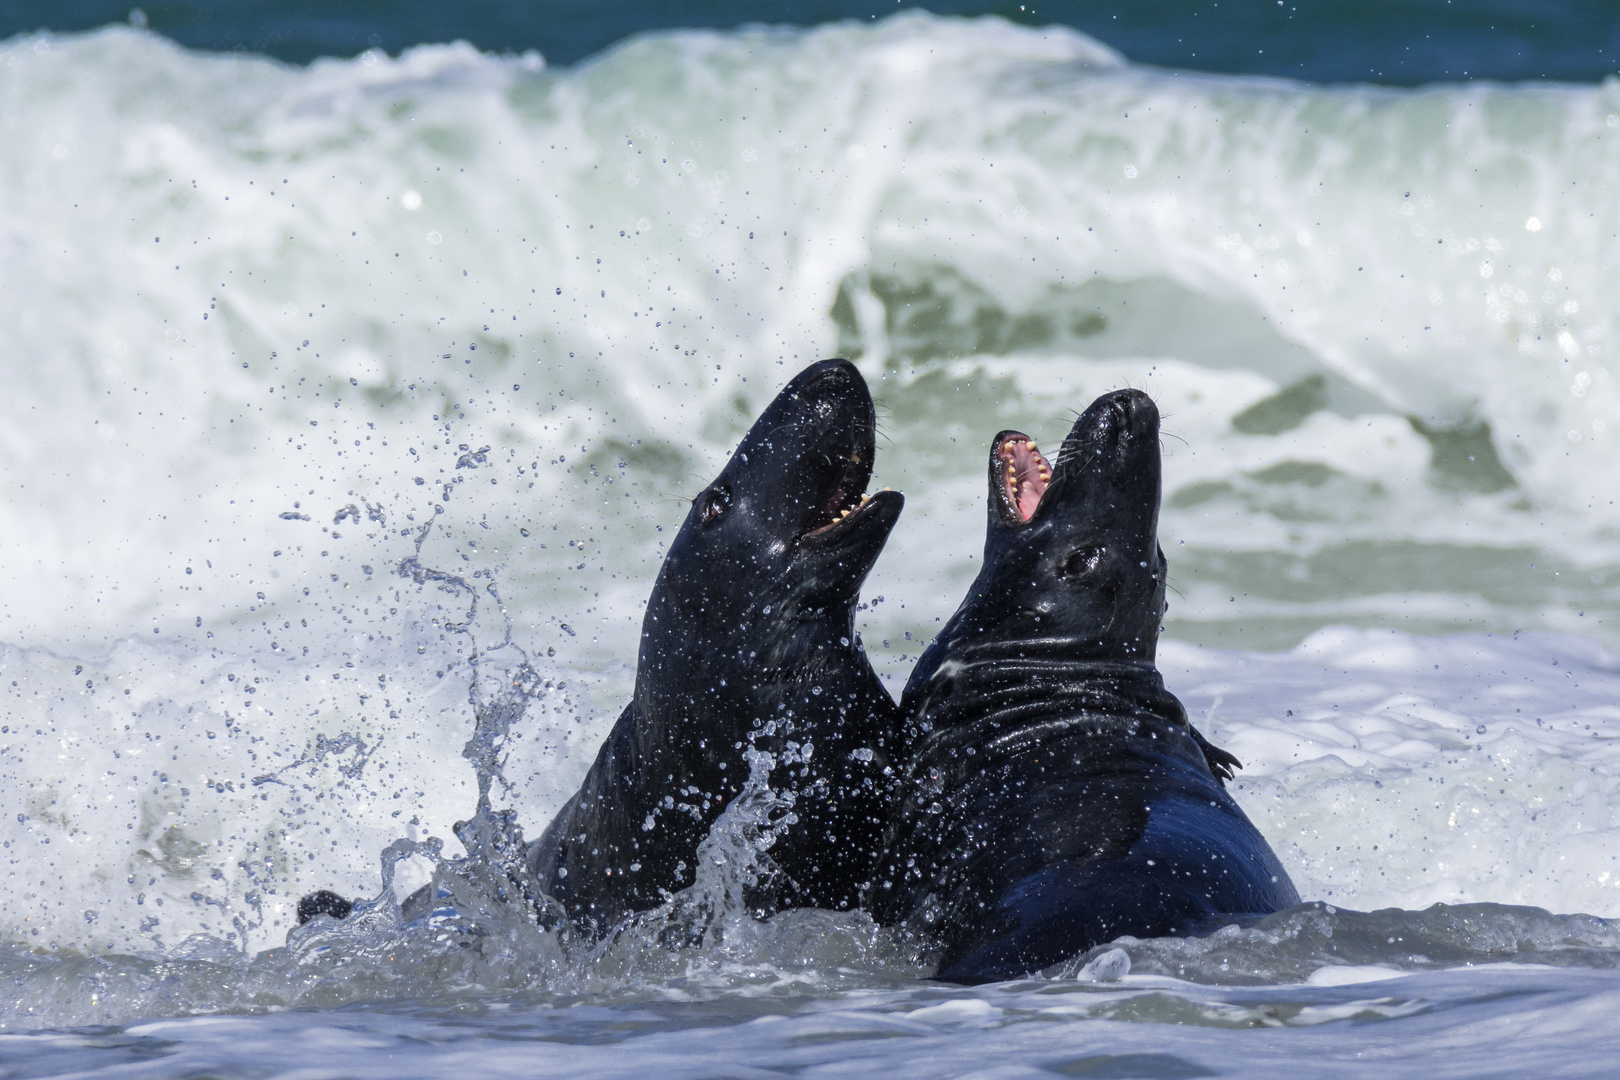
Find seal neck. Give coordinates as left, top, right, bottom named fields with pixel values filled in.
left=902, top=641, right=1186, bottom=744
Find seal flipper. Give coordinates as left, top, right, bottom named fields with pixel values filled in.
left=296, top=889, right=354, bottom=925
left=1189, top=726, right=1241, bottom=786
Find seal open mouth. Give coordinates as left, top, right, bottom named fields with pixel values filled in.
left=804, top=447, right=891, bottom=538
left=711, top=357, right=902, bottom=547
left=997, top=432, right=1051, bottom=524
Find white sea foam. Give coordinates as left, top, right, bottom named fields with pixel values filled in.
left=2, top=16, right=1618, bottom=653
left=1, top=12, right=1620, bottom=1053
left=1162, top=629, right=1620, bottom=917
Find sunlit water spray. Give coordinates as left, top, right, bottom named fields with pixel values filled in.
left=0, top=521, right=927, bottom=1027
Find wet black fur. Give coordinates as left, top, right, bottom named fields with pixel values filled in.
left=869, top=389, right=1297, bottom=983
left=527, top=359, right=905, bottom=933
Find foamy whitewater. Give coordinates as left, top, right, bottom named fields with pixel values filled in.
left=3, top=14, right=1620, bottom=1075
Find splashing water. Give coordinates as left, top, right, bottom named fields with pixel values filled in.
left=0, top=522, right=916, bottom=1029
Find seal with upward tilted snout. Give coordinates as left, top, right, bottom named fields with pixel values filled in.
left=527, top=359, right=905, bottom=933
left=296, top=360, right=904, bottom=933
left=870, top=388, right=1297, bottom=983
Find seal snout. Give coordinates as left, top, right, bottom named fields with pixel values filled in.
left=1053, top=388, right=1160, bottom=474
left=1085, top=389, right=1158, bottom=446
left=803, top=356, right=863, bottom=391
left=1112, top=388, right=1159, bottom=438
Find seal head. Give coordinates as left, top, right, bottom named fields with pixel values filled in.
left=872, top=389, right=1295, bottom=983
left=531, top=359, right=905, bottom=932
left=936, top=387, right=1169, bottom=666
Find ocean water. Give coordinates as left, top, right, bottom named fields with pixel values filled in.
left=10, top=0, right=1620, bottom=82
left=4, top=12, right=1620, bottom=1074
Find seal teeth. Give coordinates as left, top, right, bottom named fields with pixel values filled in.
left=1001, top=433, right=1052, bottom=523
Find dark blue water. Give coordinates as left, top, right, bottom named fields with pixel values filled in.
left=4, top=0, right=1618, bottom=83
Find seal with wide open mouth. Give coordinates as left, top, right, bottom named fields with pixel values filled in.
left=870, top=388, right=1297, bottom=984
left=527, top=358, right=906, bottom=933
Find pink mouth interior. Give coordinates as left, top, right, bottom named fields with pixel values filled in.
left=999, top=435, right=1051, bottom=522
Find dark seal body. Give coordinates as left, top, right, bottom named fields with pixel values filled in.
left=871, top=389, right=1296, bottom=983
left=528, top=359, right=904, bottom=933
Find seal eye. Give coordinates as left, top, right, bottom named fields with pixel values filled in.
left=1062, top=545, right=1106, bottom=578
left=697, top=485, right=732, bottom=525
